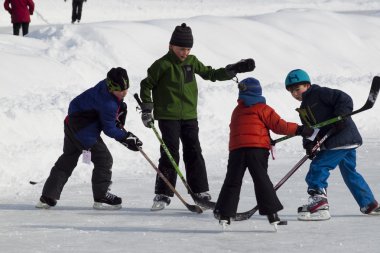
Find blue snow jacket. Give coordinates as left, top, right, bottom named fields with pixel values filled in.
left=66, top=80, right=127, bottom=149
left=299, top=84, right=362, bottom=149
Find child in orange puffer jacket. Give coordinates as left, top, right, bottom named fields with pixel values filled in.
left=213, top=77, right=313, bottom=227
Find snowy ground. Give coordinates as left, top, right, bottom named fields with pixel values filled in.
left=1, top=0, right=380, bottom=252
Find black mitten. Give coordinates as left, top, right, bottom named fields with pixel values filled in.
left=296, top=125, right=314, bottom=138
left=226, top=58, right=255, bottom=74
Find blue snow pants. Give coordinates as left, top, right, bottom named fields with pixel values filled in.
left=306, top=148, right=375, bottom=208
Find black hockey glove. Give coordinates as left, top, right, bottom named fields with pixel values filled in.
left=141, top=103, right=154, bottom=128
left=333, top=119, right=346, bottom=133
left=295, top=125, right=314, bottom=138
left=116, top=102, right=127, bottom=128
left=304, top=141, right=317, bottom=160
left=225, top=58, right=255, bottom=75
left=120, top=131, right=143, bottom=151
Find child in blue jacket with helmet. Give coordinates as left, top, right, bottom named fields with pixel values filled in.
left=36, top=67, right=143, bottom=210
left=285, top=69, right=380, bottom=220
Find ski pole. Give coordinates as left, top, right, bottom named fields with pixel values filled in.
left=272, top=76, right=380, bottom=144
left=234, top=129, right=335, bottom=221
left=133, top=93, right=214, bottom=209
left=137, top=147, right=203, bottom=214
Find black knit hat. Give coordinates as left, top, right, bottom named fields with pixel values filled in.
left=170, top=23, right=193, bottom=48
left=106, top=67, right=129, bottom=91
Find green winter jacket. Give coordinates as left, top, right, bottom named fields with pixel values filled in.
left=140, top=50, right=233, bottom=120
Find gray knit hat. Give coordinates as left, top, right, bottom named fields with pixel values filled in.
left=170, top=23, right=193, bottom=48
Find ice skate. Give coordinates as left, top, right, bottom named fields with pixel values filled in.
left=151, top=194, right=171, bottom=211
left=194, top=192, right=214, bottom=210
left=267, top=213, right=280, bottom=231
left=298, top=189, right=330, bottom=221
left=213, top=210, right=231, bottom=230
left=267, top=213, right=288, bottom=231
left=93, top=192, right=122, bottom=210
left=35, top=195, right=57, bottom=209
left=218, top=215, right=231, bottom=231
left=194, top=192, right=212, bottom=201
left=361, top=201, right=380, bottom=215
left=298, top=206, right=330, bottom=221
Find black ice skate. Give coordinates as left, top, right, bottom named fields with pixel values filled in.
left=93, top=192, right=122, bottom=210
left=194, top=192, right=212, bottom=201
left=219, top=214, right=231, bottom=230
left=35, top=195, right=57, bottom=209
left=213, top=210, right=231, bottom=230
left=151, top=194, right=171, bottom=211
left=267, top=213, right=287, bottom=231
left=193, top=192, right=215, bottom=210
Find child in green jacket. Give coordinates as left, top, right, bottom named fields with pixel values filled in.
left=139, top=23, right=254, bottom=210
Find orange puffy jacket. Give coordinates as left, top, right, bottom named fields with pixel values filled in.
left=229, top=100, right=298, bottom=151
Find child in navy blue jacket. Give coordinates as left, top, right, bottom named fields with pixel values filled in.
left=36, top=67, right=142, bottom=210
left=285, top=69, right=380, bottom=220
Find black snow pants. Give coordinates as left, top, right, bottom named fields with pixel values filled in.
left=154, top=119, right=209, bottom=197
left=42, top=122, right=113, bottom=201
left=13, top=22, right=29, bottom=36
left=71, top=0, right=84, bottom=22
left=214, top=147, right=283, bottom=217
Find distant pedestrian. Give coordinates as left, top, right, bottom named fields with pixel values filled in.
left=65, top=0, right=86, bottom=24
left=4, top=0, right=35, bottom=36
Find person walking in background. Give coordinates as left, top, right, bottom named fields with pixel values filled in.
left=36, top=67, right=143, bottom=210
left=139, top=23, right=254, bottom=211
left=65, top=0, right=86, bottom=24
left=284, top=69, right=380, bottom=220
left=213, top=77, right=314, bottom=227
left=4, top=0, right=34, bottom=36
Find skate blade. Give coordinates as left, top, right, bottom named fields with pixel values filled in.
left=199, top=205, right=212, bottom=211
left=219, top=220, right=230, bottom=231
left=367, top=211, right=380, bottom=216
left=270, top=220, right=288, bottom=231
left=194, top=200, right=214, bottom=210
left=367, top=207, right=380, bottom=215
left=93, top=202, right=122, bottom=210
left=298, top=210, right=331, bottom=221
left=35, top=201, right=52, bottom=209
left=150, top=201, right=167, bottom=211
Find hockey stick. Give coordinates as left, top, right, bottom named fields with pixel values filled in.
left=273, top=76, right=380, bottom=144
left=134, top=93, right=215, bottom=210
left=138, top=147, right=203, bottom=214
left=234, top=129, right=334, bottom=221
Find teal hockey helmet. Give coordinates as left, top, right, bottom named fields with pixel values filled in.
left=285, top=69, right=311, bottom=88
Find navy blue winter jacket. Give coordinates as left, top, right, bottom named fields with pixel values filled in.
left=66, top=80, right=127, bottom=149
left=300, top=84, right=362, bottom=149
